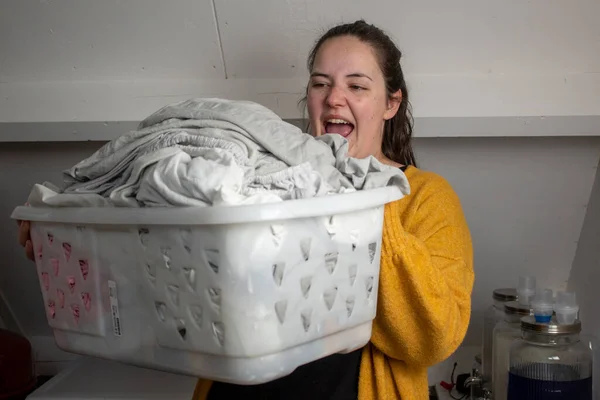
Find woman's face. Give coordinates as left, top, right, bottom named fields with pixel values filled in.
left=306, top=35, right=401, bottom=160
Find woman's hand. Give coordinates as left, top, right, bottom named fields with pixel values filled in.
left=17, top=219, right=35, bottom=262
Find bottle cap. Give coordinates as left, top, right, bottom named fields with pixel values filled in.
left=531, top=288, right=554, bottom=323
left=517, top=276, right=536, bottom=305
left=554, top=291, right=579, bottom=325
left=492, top=288, right=518, bottom=302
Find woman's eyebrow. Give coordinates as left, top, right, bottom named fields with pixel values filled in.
left=310, top=72, right=373, bottom=81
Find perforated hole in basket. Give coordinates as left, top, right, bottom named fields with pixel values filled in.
left=166, top=284, right=180, bottom=306
left=47, top=300, right=56, bottom=319
left=301, top=308, right=312, bottom=332
left=270, top=224, right=285, bottom=246
left=207, top=288, right=221, bottom=312
left=181, top=267, right=196, bottom=289
left=300, top=238, right=312, bottom=261
left=71, top=304, right=80, bottom=323
left=368, top=242, right=377, bottom=264
left=323, top=286, right=338, bottom=311
left=205, top=249, right=219, bottom=274
left=41, top=272, right=50, bottom=291
left=175, top=318, right=186, bottom=340
left=365, top=276, right=374, bottom=299
left=65, top=276, right=75, bottom=294
left=300, top=276, right=312, bottom=299
left=350, top=230, right=359, bottom=252
left=188, top=305, right=203, bottom=329
left=272, top=263, right=285, bottom=286
left=79, top=260, right=89, bottom=281
left=155, top=302, right=167, bottom=322
left=180, top=228, right=192, bottom=254
left=346, top=295, right=355, bottom=317
left=348, top=264, right=358, bottom=286
left=275, top=300, right=287, bottom=324
left=62, top=242, right=72, bottom=262
left=81, top=292, right=91, bottom=312
left=145, top=264, right=157, bottom=285
left=138, top=228, right=150, bottom=247
left=161, top=247, right=172, bottom=270
left=324, top=252, right=338, bottom=274
left=325, top=216, right=336, bottom=238
left=212, top=322, right=225, bottom=346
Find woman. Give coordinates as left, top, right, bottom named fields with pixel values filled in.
left=18, top=20, right=473, bottom=400
left=199, top=20, right=474, bottom=400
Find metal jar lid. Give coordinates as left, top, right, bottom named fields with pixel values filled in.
left=520, top=315, right=582, bottom=335
left=493, top=288, right=518, bottom=302
left=504, top=300, right=533, bottom=316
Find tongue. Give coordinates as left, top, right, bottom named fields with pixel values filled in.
left=326, top=123, right=353, bottom=137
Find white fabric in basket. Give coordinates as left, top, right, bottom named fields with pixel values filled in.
left=28, top=98, right=410, bottom=207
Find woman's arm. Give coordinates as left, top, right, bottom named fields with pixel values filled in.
left=370, top=171, right=474, bottom=367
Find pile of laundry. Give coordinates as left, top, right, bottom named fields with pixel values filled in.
left=27, top=98, right=410, bottom=208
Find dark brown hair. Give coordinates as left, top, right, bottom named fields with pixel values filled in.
left=301, top=19, right=416, bottom=166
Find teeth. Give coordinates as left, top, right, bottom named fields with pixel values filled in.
left=327, top=119, right=350, bottom=124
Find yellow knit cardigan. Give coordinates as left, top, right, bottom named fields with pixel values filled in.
left=193, top=166, right=475, bottom=400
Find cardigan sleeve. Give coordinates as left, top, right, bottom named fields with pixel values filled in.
left=369, top=172, right=474, bottom=368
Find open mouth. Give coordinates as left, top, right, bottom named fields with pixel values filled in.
left=324, top=118, right=354, bottom=138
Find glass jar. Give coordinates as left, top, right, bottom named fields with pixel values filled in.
left=508, top=316, right=593, bottom=399
left=482, top=288, right=518, bottom=385
left=492, top=301, right=533, bottom=400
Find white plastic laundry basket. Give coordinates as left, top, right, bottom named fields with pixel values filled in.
left=11, top=186, right=403, bottom=385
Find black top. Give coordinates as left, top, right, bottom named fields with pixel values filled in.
left=208, top=164, right=410, bottom=400
left=207, top=348, right=363, bottom=400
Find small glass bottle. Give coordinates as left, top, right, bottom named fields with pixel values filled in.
left=481, top=288, right=518, bottom=385
left=492, top=301, right=533, bottom=400
left=507, top=315, right=593, bottom=399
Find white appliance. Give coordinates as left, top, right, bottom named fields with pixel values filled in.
left=27, top=357, right=197, bottom=400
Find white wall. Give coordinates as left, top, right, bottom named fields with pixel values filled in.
left=1, top=0, right=600, bottom=375
left=568, top=157, right=600, bottom=340
left=2, top=0, right=600, bottom=123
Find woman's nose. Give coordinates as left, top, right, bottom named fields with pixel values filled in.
left=325, top=86, right=346, bottom=108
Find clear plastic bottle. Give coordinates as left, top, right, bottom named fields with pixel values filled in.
left=531, top=288, right=554, bottom=323
left=507, top=314, right=593, bottom=399
left=554, top=291, right=579, bottom=325
left=484, top=276, right=535, bottom=391
left=492, top=301, right=533, bottom=400
left=481, top=288, right=518, bottom=385
left=516, top=276, right=536, bottom=305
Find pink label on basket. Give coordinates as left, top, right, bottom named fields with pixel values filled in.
left=79, top=260, right=89, bottom=280
left=62, top=243, right=72, bottom=261
left=71, top=304, right=80, bottom=323
left=81, top=292, right=91, bottom=312
left=50, top=258, right=59, bottom=276
left=36, top=243, right=43, bottom=260
left=57, top=289, right=65, bottom=308
left=41, top=272, right=50, bottom=291
left=48, top=300, right=56, bottom=319
left=47, top=233, right=54, bottom=245
left=67, top=276, right=76, bottom=293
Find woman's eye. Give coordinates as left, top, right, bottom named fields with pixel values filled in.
left=350, top=85, right=364, bottom=91
left=311, top=82, right=327, bottom=88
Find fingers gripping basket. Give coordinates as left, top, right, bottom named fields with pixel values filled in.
left=11, top=186, right=403, bottom=384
